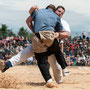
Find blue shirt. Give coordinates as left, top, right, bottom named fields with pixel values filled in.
left=31, top=9, right=63, bottom=33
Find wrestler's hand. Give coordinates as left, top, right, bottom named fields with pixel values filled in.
left=54, top=32, right=59, bottom=38
left=29, top=5, right=39, bottom=14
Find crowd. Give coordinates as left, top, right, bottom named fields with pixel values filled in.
left=0, top=32, right=90, bottom=66
left=0, top=36, right=31, bottom=61
left=63, top=32, right=90, bottom=66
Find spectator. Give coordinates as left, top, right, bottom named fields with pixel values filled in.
left=82, top=31, right=86, bottom=39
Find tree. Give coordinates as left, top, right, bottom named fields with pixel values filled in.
left=18, top=27, right=30, bottom=38
left=7, top=29, right=16, bottom=37
left=0, top=24, right=32, bottom=39
left=0, top=24, right=16, bottom=38
left=0, top=24, right=8, bottom=38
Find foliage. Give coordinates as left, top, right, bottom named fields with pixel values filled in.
left=18, top=27, right=30, bottom=38
left=0, top=24, right=32, bottom=39
left=0, top=24, right=16, bottom=38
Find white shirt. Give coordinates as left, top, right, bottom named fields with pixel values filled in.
left=61, top=19, right=70, bottom=32
left=59, top=19, right=70, bottom=43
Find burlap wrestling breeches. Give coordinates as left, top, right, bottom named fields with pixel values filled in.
left=31, top=31, right=55, bottom=53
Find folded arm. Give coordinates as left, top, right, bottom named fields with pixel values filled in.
left=29, top=5, right=39, bottom=14
left=26, top=5, right=39, bottom=32
left=26, top=16, right=33, bottom=32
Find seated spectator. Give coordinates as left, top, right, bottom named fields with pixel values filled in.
left=65, top=55, right=70, bottom=66
left=86, top=56, right=90, bottom=66
left=76, top=55, right=81, bottom=66
left=82, top=31, right=86, bottom=40
left=80, top=54, right=86, bottom=66
left=4, top=53, right=10, bottom=61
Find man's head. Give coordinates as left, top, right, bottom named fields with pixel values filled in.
left=55, top=6, right=65, bottom=18
left=46, top=4, right=56, bottom=12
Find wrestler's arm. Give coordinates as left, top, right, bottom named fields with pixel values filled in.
left=29, top=5, right=39, bottom=14
left=26, top=5, right=39, bottom=32
left=26, top=16, right=33, bottom=32
left=58, top=31, right=70, bottom=38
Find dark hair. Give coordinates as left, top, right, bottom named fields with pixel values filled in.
left=46, top=4, right=56, bottom=12
left=56, top=6, right=65, bottom=12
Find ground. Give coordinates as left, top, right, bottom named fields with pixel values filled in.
left=0, top=65, right=90, bottom=90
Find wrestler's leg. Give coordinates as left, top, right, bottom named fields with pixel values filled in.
left=48, top=54, right=63, bottom=83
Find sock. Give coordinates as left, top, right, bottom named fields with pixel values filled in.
left=47, top=79, right=53, bottom=83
